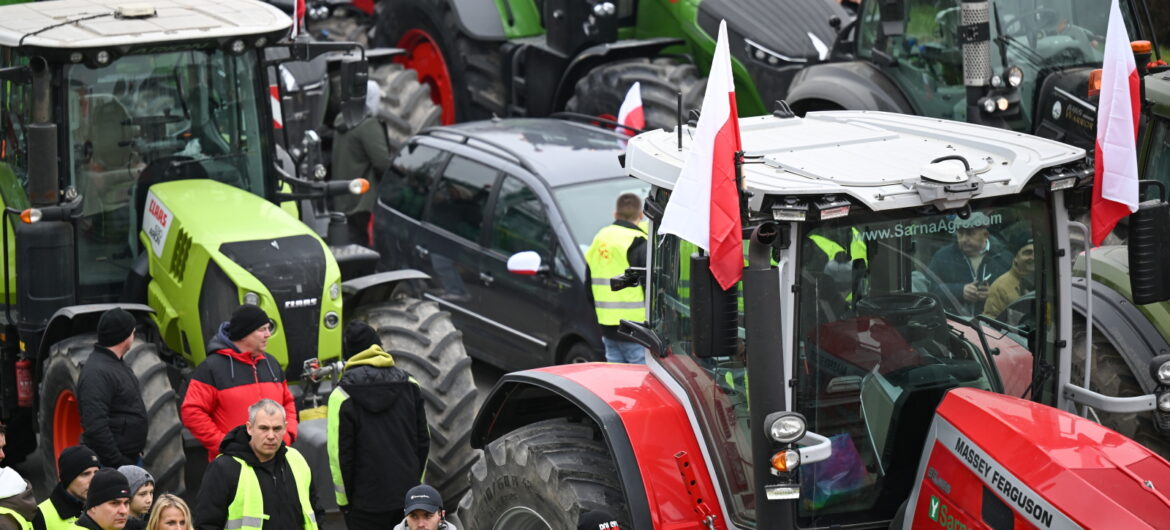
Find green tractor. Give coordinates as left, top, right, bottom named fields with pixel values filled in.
left=371, top=0, right=849, bottom=126
left=0, top=0, right=478, bottom=504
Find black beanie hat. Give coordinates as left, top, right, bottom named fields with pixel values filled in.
left=227, top=305, right=273, bottom=341
left=343, top=321, right=381, bottom=360
left=86, top=468, right=131, bottom=508
left=96, top=308, right=135, bottom=347
left=58, top=445, right=100, bottom=486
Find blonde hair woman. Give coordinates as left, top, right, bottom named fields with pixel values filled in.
left=146, top=493, right=190, bottom=530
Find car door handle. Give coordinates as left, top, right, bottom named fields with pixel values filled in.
left=479, top=272, right=494, bottom=286
left=414, top=245, right=429, bottom=258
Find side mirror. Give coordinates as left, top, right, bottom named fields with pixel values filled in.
left=1129, top=180, right=1170, bottom=304
left=339, top=57, right=369, bottom=129
left=690, top=252, right=738, bottom=359
left=618, top=320, right=663, bottom=358
left=507, top=251, right=548, bottom=275
left=878, top=0, right=905, bottom=36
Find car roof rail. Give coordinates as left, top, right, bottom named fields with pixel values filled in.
left=550, top=111, right=645, bottom=136
left=421, top=127, right=538, bottom=174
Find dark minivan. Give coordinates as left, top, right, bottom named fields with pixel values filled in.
left=373, top=118, right=648, bottom=371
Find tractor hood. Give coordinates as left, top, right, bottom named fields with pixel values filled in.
left=905, top=388, right=1170, bottom=528
left=141, top=179, right=342, bottom=376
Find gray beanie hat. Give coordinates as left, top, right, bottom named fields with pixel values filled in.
left=116, top=465, right=154, bottom=496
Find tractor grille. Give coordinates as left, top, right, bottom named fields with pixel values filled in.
left=170, top=228, right=192, bottom=280
left=220, top=235, right=326, bottom=379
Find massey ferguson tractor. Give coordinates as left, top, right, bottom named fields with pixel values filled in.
left=457, top=110, right=1170, bottom=528
left=0, top=0, right=477, bottom=503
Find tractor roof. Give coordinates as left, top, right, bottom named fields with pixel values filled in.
left=0, top=0, right=289, bottom=49
left=625, top=111, right=1085, bottom=213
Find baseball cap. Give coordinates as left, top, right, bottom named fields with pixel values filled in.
left=403, top=484, right=442, bottom=514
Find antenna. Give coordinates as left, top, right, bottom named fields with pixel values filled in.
left=676, top=90, right=683, bottom=151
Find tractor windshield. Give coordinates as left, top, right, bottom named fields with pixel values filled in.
left=64, top=48, right=268, bottom=301
left=858, top=0, right=1139, bottom=128
left=650, top=193, right=1057, bottom=527
left=792, top=198, right=1056, bottom=526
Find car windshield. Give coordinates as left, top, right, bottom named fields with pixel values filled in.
left=793, top=197, right=1055, bottom=526
left=65, top=48, right=267, bottom=301
left=553, top=178, right=650, bottom=254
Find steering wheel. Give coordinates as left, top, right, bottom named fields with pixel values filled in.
left=1002, top=8, right=1062, bottom=43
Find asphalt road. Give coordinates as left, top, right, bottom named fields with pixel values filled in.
left=8, top=359, right=506, bottom=530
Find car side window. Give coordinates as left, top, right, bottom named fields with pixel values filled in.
left=490, top=175, right=553, bottom=257
left=381, top=143, right=446, bottom=220
left=427, top=155, right=497, bottom=242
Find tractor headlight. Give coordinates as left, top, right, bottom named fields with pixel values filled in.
left=243, top=291, right=260, bottom=306
left=1006, top=66, right=1025, bottom=87
left=1149, top=355, right=1170, bottom=385
left=324, top=311, right=340, bottom=329
left=766, top=412, right=807, bottom=444
left=1158, top=392, right=1170, bottom=413
left=230, top=39, right=246, bottom=55
left=996, top=97, right=1010, bottom=112
left=329, top=282, right=341, bottom=300
left=982, top=97, right=997, bottom=114
left=95, top=50, right=110, bottom=65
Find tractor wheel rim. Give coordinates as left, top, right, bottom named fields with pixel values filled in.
left=53, top=389, right=82, bottom=462
left=396, top=29, right=456, bottom=125
left=494, top=507, right=554, bottom=530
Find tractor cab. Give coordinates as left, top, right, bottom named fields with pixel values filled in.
left=625, top=110, right=1167, bottom=527
left=851, top=0, right=1128, bottom=128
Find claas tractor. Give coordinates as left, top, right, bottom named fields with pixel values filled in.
left=456, top=110, right=1170, bottom=528
left=0, top=0, right=477, bottom=503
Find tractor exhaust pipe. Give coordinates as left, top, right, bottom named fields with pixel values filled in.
left=743, top=223, right=792, bottom=526
left=961, top=0, right=999, bottom=127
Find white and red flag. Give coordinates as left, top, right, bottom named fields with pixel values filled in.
left=290, top=0, right=306, bottom=38
left=617, top=82, right=644, bottom=136
left=659, top=20, right=743, bottom=290
left=1091, top=0, right=1140, bottom=246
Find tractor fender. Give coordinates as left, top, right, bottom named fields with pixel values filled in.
left=472, top=364, right=725, bottom=529
left=340, top=269, right=429, bottom=309
left=1071, top=277, right=1170, bottom=394
left=785, top=61, right=915, bottom=114
left=446, top=0, right=507, bottom=41
left=36, top=303, right=155, bottom=361
left=554, top=38, right=686, bottom=112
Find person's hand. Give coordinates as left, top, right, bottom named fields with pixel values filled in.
left=963, top=282, right=989, bottom=302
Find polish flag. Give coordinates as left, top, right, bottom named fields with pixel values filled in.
left=659, top=20, right=743, bottom=290
left=1091, top=0, right=1140, bottom=246
left=617, top=82, right=644, bottom=136
left=290, top=0, right=306, bottom=37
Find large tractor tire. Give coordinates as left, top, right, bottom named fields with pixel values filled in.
left=352, top=297, right=479, bottom=507
left=39, top=335, right=186, bottom=493
left=457, top=418, right=630, bottom=530
left=374, top=0, right=506, bottom=124
left=565, top=59, right=707, bottom=131
left=370, top=63, right=442, bottom=153
left=1072, top=318, right=1170, bottom=460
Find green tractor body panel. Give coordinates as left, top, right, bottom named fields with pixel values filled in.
left=0, top=163, right=26, bottom=305
left=1081, top=246, right=1170, bottom=347
left=140, top=180, right=343, bottom=370
left=495, top=0, right=543, bottom=38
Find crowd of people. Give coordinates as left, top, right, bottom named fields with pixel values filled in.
left=0, top=304, right=462, bottom=530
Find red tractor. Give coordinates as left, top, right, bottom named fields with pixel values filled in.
left=456, top=109, right=1170, bottom=528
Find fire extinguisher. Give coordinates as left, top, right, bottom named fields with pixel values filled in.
left=15, top=357, right=32, bottom=407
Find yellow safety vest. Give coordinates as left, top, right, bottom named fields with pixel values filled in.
left=586, top=224, right=646, bottom=325
left=224, top=448, right=318, bottom=530
left=808, top=228, right=867, bottom=265
left=0, top=506, right=32, bottom=530
left=36, top=498, right=76, bottom=530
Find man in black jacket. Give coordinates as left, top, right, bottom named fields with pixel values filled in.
left=327, top=321, right=429, bottom=530
left=193, top=399, right=320, bottom=530
left=78, top=308, right=147, bottom=467
left=73, top=469, right=131, bottom=530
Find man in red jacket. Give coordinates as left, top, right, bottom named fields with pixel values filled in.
left=181, top=304, right=298, bottom=460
